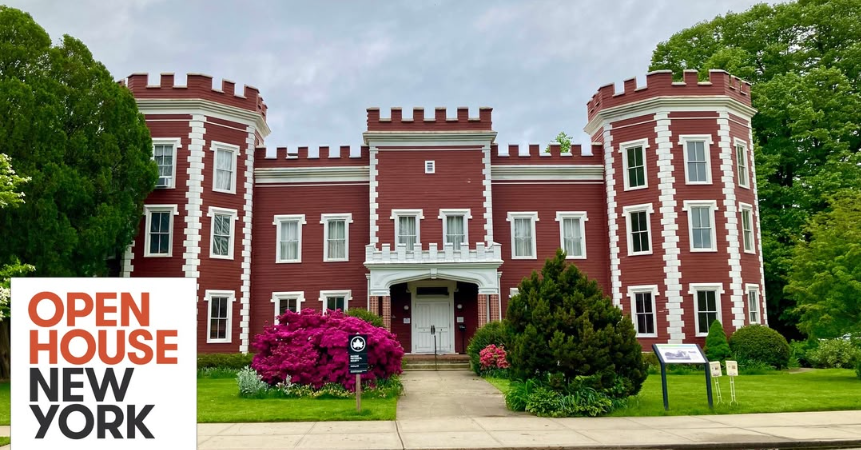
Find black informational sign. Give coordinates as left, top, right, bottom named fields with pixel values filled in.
left=348, top=334, right=369, bottom=374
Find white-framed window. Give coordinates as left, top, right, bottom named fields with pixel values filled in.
left=152, top=138, right=180, bottom=189
left=746, top=284, right=760, bottom=324
left=679, top=135, right=713, bottom=184
left=509, top=288, right=519, bottom=299
left=272, top=291, right=304, bottom=322
left=620, top=139, right=649, bottom=191
left=392, top=209, right=423, bottom=250
left=205, top=290, right=235, bottom=343
left=321, top=213, right=352, bottom=262
left=628, top=285, right=658, bottom=337
left=507, top=212, right=539, bottom=259
left=320, top=290, right=351, bottom=314
left=211, top=141, right=239, bottom=194
left=425, top=160, right=435, bottom=174
left=274, top=214, right=305, bottom=263
left=439, top=209, right=471, bottom=248
left=208, top=207, right=237, bottom=259
left=683, top=200, right=718, bottom=252
left=555, top=212, right=587, bottom=259
left=143, top=204, right=179, bottom=257
left=739, top=203, right=755, bottom=254
left=623, top=204, right=653, bottom=256
left=734, top=138, right=750, bottom=188
left=690, top=283, right=723, bottom=336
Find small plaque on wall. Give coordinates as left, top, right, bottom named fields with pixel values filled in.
left=403, top=318, right=410, bottom=324
left=456, top=317, right=464, bottom=323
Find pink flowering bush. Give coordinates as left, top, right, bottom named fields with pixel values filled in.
left=479, top=344, right=510, bottom=370
left=251, top=309, right=404, bottom=391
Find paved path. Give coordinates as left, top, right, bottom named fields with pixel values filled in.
left=397, top=370, right=521, bottom=419
left=193, top=411, right=861, bottom=449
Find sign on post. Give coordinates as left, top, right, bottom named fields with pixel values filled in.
left=652, top=343, right=714, bottom=411
left=348, top=334, right=369, bottom=412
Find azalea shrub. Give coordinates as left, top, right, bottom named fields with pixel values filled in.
left=479, top=344, right=510, bottom=371
left=251, top=309, right=404, bottom=391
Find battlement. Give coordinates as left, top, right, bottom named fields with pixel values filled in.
left=366, top=107, right=492, bottom=132
left=587, top=70, right=751, bottom=121
left=490, top=143, right=603, bottom=164
left=124, top=73, right=267, bottom=119
left=255, top=145, right=370, bottom=168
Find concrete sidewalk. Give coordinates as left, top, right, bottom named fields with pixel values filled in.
left=196, top=410, right=861, bottom=450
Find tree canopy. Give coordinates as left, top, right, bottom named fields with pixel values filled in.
left=649, top=0, right=861, bottom=337
left=785, top=190, right=861, bottom=339
left=0, top=6, right=157, bottom=276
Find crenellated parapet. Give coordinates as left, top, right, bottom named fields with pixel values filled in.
left=586, top=70, right=751, bottom=122
left=124, top=73, right=268, bottom=119
left=490, top=143, right=603, bottom=164
left=367, top=107, right=492, bottom=132
left=254, top=145, right=370, bottom=168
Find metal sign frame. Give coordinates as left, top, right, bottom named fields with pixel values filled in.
left=652, top=343, right=714, bottom=411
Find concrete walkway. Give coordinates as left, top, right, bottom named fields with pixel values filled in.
left=194, top=410, right=861, bottom=449
left=397, top=370, right=521, bottom=419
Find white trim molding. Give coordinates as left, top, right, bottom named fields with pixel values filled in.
left=482, top=145, right=494, bottom=244
left=321, top=213, right=353, bottom=262
left=239, top=127, right=256, bottom=353
left=182, top=114, right=206, bottom=279
left=320, top=290, right=352, bottom=314
left=628, top=285, right=659, bottom=338
left=622, top=203, right=654, bottom=256
left=619, top=138, right=650, bottom=191
left=204, top=289, right=236, bottom=344
left=688, top=283, right=725, bottom=337
left=271, top=291, right=305, bottom=322
left=207, top=206, right=238, bottom=260
left=143, top=204, right=179, bottom=258
left=439, top=208, right=472, bottom=247
left=211, top=140, right=241, bottom=194
left=506, top=211, right=539, bottom=260
left=678, top=134, right=714, bottom=185
left=152, top=137, right=181, bottom=189
left=718, top=112, right=746, bottom=330
left=274, top=214, right=306, bottom=263
left=682, top=200, right=718, bottom=252
left=555, top=211, right=588, bottom=259
left=602, top=126, right=622, bottom=307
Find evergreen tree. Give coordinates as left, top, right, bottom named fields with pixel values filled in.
left=507, top=250, right=647, bottom=398
left=704, top=320, right=732, bottom=363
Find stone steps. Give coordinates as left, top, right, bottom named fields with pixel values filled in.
left=402, top=355, right=471, bottom=371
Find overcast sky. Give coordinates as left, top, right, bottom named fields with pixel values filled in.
left=9, top=0, right=771, bottom=149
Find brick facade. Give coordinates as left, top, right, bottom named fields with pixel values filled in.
left=123, top=69, right=762, bottom=354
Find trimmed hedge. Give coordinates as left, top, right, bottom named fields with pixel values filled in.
left=346, top=308, right=385, bottom=328
left=467, top=321, right=510, bottom=375
left=729, top=325, right=791, bottom=369
left=198, top=353, right=254, bottom=370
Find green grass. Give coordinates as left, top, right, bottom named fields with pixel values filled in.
left=197, top=379, right=397, bottom=422
left=485, top=369, right=861, bottom=416
left=0, top=437, right=8, bottom=446
left=484, top=376, right=511, bottom=395
left=0, top=378, right=397, bottom=425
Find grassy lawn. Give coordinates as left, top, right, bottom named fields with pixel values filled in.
left=485, top=369, right=861, bottom=416
left=0, top=379, right=397, bottom=425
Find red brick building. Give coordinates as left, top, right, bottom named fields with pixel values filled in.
left=121, top=70, right=765, bottom=354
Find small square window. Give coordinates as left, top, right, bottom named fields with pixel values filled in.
left=425, top=160, right=435, bottom=174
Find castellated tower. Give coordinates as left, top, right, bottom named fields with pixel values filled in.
left=584, top=69, right=766, bottom=345
left=120, top=73, right=269, bottom=353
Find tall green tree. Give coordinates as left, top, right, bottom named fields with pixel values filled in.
left=785, top=190, right=861, bottom=339
left=0, top=6, right=157, bottom=277
left=649, top=0, right=861, bottom=337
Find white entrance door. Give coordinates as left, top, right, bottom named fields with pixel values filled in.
left=412, top=297, right=453, bottom=354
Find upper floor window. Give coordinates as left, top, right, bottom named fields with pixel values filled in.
left=205, top=290, right=235, bottom=343
left=274, top=214, right=305, bottom=263
left=747, top=284, right=760, bottom=324
left=690, top=283, right=723, bottom=336
left=208, top=207, right=237, bottom=259
left=679, top=135, right=713, bottom=184
left=621, top=139, right=649, bottom=190
left=623, top=204, right=653, bottom=256
left=735, top=139, right=750, bottom=188
left=272, top=291, right=304, bottom=322
left=143, top=204, right=178, bottom=257
left=507, top=212, right=538, bottom=259
left=555, top=212, right=587, bottom=259
left=683, top=200, right=718, bottom=252
left=629, top=285, right=658, bottom=337
left=392, top=209, right=423, bottom=250
left=321, top=213, right=352, bottom=262
left=440, top=209, right=471, bottom=248
left=320, top=290, right=351, bottom=314
left=212, top=141, right=239, bottom=194
left=740, top=203, right=754, bottom=254
left=152, top=138, right=180, bottom=189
